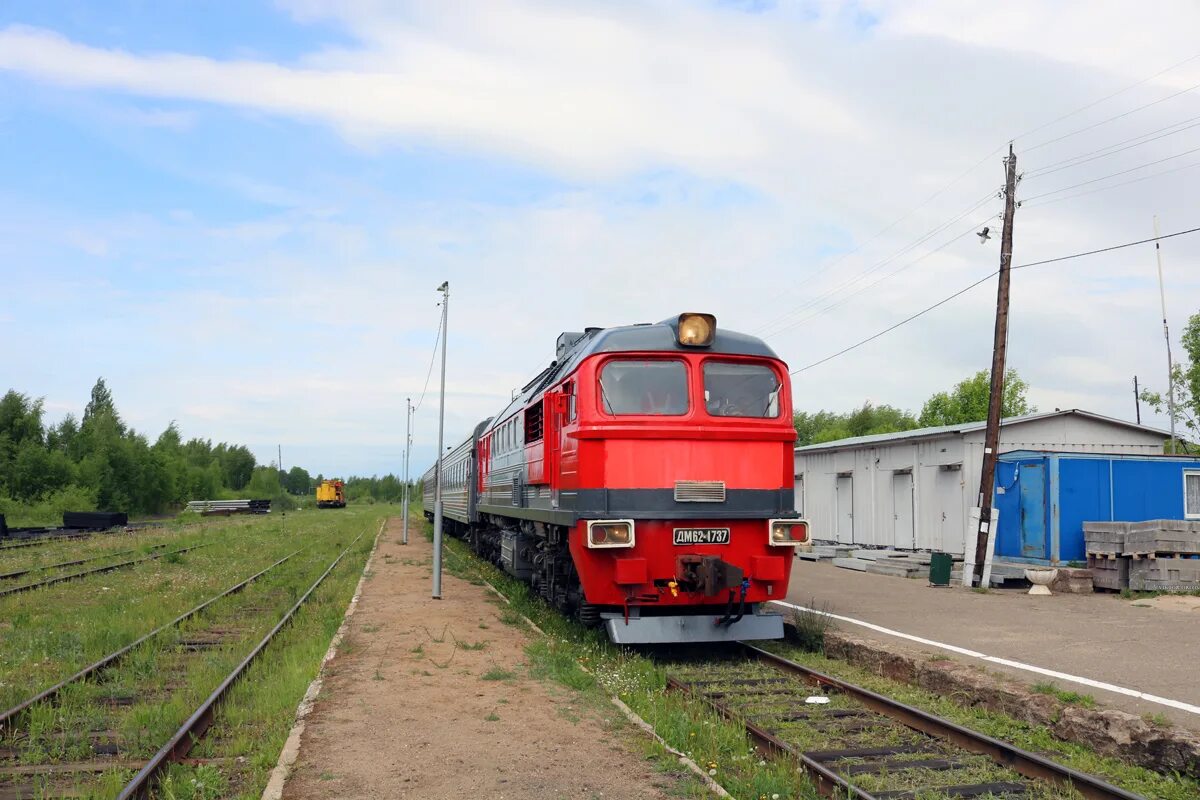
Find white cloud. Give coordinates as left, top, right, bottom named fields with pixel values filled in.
left=3, top=1, right=1200, bottom=476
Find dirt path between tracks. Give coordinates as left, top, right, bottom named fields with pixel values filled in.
left=280, top=518, right=692, bottom=800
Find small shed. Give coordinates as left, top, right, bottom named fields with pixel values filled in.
left=994, top=451, right=1200, bottom=564
left=793, top=410, right=1170, bottom=555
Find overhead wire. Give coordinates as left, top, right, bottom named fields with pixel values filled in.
left=1022, top=158, right=1200, bottom=209
left=1022, top=143, right=1200, bottom=202
left=1011, top=51, right=1200, bottom=146
left=1023, top=114, right=1200, bottom=178
left=790, top=225, right=1200, bottom=375
left=412, top=304, right=444, bottom=414
left=751, top=160, right=1006, bottom=336
left=756, top=190, right=1000, bottom=338
left=765, top=214, right=997, bottom=340
left=1022, top=77, right=1200, bottom=154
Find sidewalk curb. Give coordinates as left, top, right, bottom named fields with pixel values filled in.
left=260, top=517, right=386, bottom=800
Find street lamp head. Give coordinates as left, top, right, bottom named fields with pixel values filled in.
left=436, top=281, right=448, bottom=292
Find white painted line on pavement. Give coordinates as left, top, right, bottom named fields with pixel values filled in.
left=770, top=599, right=1200, bottom=716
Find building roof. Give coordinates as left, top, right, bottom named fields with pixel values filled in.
left=794, top=409, right=1170, bottom=454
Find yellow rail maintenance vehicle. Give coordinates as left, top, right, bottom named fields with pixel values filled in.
left=316, top=479, right=346, bottom=509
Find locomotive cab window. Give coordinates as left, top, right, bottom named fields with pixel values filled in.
left=703, top=361, right=781, bottom=418
left=599, top=359, right=688, bottom=415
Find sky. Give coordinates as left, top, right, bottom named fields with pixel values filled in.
left=2, top=0, right=1199, bottom=478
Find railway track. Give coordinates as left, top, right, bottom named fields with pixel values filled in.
left=0, top=544, right=206, bottom=599
left=0, top=544, right=168, bottom=581
left=0, top=531, right=366, bottom=799
left=666, top=643, right=1145, bottom=800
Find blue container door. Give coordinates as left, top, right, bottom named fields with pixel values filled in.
left=1018, top=463, right=1047, bottom=558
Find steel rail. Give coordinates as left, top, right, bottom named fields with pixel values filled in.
left=0, top=544, right=168, bottom=581
left=740, top=643, right=1145, bottom=800
left=117, top=530, right=370, bottom=800
left=0, top=544, right=208, bottom=599
left=666, top=675, right=876, bottom=799
left=0, top=549, right=301, bottom=732
left=0, top=533, right=93, bottom=551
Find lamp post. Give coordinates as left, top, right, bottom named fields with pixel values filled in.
left=432, top=281, right=449, bottom=599
left=402, top=397, right=412, bottom=546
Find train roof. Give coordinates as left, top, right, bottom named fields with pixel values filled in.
left=485, top=315, right=779, bottom=429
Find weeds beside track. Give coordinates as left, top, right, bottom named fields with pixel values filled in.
left=435, top=523, right=1199, bottom=800
left=0, top=508, right=386, bottom=799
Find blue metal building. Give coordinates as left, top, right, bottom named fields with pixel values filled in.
left=993, top=450, right=1200, bottom=564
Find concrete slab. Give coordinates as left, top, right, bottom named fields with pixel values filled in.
left=865, top=561, right=923, bottom=579
left=831, top=557, right=870, bottom=571
left=850, top=549, right=905, bottom=561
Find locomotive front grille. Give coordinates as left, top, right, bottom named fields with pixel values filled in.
left=674, top=480, right=726, bottom=503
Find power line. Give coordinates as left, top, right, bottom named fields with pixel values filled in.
left=757, top=190, right=999, bottom=337
left=412, top=306, right=444, bottom=414
left=1022, top=77, right=1200, bottom=154
left=1024, top=114, right=1200, bottom=178
left=791, top=225, right=1200, bottom=375
left=1022, top=143, right=1200, bottom=202
left=1023, top=159, right=1200, bottom=208
left=1012, top=51, right=1200, bottom=145
left=791, top=271, right=998, bottom=374
left=1010, top=225, right=1200, bottom=271
left=753, top=171, right=1004, bottom=336
left=766, top=215, right=995, bottom=340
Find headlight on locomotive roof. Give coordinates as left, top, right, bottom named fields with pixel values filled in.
left=586, top=519, right=635, bottom=549
left=677, top=313, right=716, bottom=347
left=769, top=519, right=809, bottom=546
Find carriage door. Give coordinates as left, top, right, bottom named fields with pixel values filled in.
left=545, top=390, right=567, bottom=508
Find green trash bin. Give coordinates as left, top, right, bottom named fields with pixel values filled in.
left=929, top=552, right=952, bottom=586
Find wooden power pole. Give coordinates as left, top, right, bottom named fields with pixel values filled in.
left=973, top=143, right=1018, bottom=586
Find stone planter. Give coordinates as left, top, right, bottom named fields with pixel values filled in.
left=1025, top=567, right=1059, bottom=595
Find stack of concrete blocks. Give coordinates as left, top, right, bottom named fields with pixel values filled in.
left=1083, top=521, right=1130, bottom=591
left=1124, top=520, right=1200, bottom=592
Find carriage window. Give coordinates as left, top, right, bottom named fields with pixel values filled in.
left=703, top=362, right=781, bottom=418
left=599, top=360, right=688, bottom=416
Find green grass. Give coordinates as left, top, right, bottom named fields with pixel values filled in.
left=0, top=505, right=390, bottom=799
left=1033, top=682, right=1097, bottom=708
left=481, top=667, right=516, bottom=681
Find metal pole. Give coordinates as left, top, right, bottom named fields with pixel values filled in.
left=402, top=397, right=411, bottom=545
left=277, top=444, right=286, bottom=536
left=432, top=282, right=449, bottom=599
left=1154, top=216, right=1177, bottom=454
left=973, top=144, right=1018, bottom=587
left=1134, top=376, right=1141, bottom=425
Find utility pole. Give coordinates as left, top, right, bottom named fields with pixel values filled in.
left=1154, top=216, right=1177, bottom=454
left=973, top=143, right=1018, bottom=587
left=402, top=397, right=412, bottom=546
left=1134, top=376, right=1141, bottom=425
left=432, top=282, right=449, bottom=599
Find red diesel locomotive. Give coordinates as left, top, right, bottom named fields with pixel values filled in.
left=422, top=313, right=806, bottom=644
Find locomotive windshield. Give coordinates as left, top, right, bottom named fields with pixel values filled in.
left=703, top=362, right=781, bottom=418
left=599, top=359, right=688, bottom=415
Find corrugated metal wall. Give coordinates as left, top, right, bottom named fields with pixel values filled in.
left=795, top=414, right=1167, bottom=554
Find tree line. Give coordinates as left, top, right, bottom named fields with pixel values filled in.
left=793, top=368, right=1034, bottom=446
left=0, top=378, right=417, bottom=524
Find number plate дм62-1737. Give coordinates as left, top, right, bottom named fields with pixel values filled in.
left=672, top=527, right=730, bottom=545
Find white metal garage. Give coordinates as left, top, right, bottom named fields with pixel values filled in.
left=793, top=410, right=1168, bottom=554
